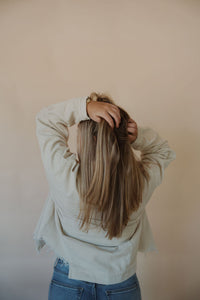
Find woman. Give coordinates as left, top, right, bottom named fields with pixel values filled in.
left=33, top=92, right=176, bottom=300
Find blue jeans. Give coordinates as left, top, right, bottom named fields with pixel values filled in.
left=48, top=257, right=142, bottom=300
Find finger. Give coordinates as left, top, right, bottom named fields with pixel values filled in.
left=128, top=132, right=137, bottom=139
left=103, top=112, right=115, bottom=128
left=106, top=104, right=121, bottom=127
left=127, top=123, right=137, bottom=128
left=127, top=127, right=137, bottom=135
left=128, top=118, right=137, bottom=124
left=107, top=107, right=121, bottom=128
left=128, top=133, right=137, bottom=139
left=100, top=103, right=121, bottom=128
left=127, top=125, right=137, bottom=132
left=128, top=117, right=137, bottom=122
left=128, top=118, right=135, bottom=122
left=93, top=116, right=102, bottom=123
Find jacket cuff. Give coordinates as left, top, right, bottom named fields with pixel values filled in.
left=79, top=96, right=91, bottom=121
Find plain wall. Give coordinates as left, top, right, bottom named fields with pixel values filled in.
left=0, top=0, right=200, bottom=299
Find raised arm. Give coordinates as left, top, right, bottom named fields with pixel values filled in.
left=35, top=96, right=90, bottom=189
left=131, top=126, right=176, bottom=189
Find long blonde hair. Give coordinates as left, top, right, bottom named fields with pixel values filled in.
left=76, top=92, right=150, bottom=239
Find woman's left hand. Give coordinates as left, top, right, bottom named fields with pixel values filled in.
left=127, top=118, right=138, bottom=143
left=87, top=100, right=121, bottom=129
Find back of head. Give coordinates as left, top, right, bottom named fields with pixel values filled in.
left=76, top=91, right=150, bottom=239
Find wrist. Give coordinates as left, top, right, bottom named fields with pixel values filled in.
left=86, top=97, right=92, bottom=118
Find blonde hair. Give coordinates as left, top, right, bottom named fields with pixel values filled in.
left=76, top=92, right=150, bottom=239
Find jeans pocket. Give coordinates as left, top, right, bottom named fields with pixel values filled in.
left=105, top=282, right=141, bottom=300
left=48, top=279, right=84, bottom=300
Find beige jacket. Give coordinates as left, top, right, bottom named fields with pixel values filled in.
left=33, top=95, right=176, bottom=284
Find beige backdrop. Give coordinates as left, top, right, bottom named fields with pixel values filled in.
left=0, top=0, right=200, bottom=299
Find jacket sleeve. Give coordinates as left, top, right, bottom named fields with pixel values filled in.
left=35, top=96, right=90, bottom=188
left=130, top=126, right=176, bottom=200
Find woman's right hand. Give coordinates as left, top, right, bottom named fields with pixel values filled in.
left=127, top=118, right=138, bottom=144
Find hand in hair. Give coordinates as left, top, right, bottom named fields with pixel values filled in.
left=86, top=100, right=121, bottom=129
left=127, top=118, right=138, bottom=143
